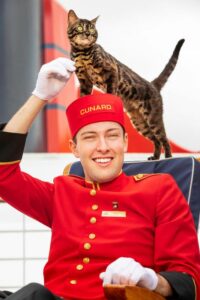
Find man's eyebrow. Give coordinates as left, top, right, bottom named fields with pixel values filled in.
left=80, top=128, right=120, bottom=136
left=80, top=131, right=97, bottom=136
left=106, top=128, right=120, bottom=132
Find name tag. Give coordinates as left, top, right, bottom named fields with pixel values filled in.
left=101, top=211, right=126, bottom=217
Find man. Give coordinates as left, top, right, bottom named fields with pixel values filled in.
left=0, top=57, right=200, bottom=300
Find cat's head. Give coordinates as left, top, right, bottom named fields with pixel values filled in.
left=67, top=10, right=99, bottom=50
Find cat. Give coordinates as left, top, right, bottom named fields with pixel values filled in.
left=67, top=9, right=185, bottom=160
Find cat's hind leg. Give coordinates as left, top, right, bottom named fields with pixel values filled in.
left=148, top=121, right=172, bottom=159
left=128, top=110, right=162, bottom=160
left=161, top=138, right=172, bottom=158
left=147, top=136, right=162, bottom=160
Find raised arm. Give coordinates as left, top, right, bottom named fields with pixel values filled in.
left=3, top=57, right=75, bottom=134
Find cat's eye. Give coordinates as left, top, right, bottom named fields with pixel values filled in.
left=77, top=26, right=83, bottom=32
left=89, top=28, right=95, bottom=34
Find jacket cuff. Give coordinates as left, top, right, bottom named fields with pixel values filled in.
left=159, top=271, right=195, bottom=300
left=0, top=123, right=27, bottom=163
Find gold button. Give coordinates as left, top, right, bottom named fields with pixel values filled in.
left=92, top=204, right=98, bottom=210
left=90, top=217, right=97, bottom=224
left=89, top=233, right=96, bottom=239
left=84, top=242, right=91, bottom=250
left=90, top=189, right=96, bottom=196
left=83, top=257, right=90, bottom=264
left=76, top=264, right=84, bottom=270
left=70, top=280, right=77, bottom=284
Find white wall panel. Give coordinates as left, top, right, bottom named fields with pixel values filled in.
left=0, top=233, right=23, bottom=258
left=25, top=232, right=51, bottom=258
left=0, top=261, right=23, bottom=287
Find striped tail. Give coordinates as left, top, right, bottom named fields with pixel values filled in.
left=151, top=39, right=185, bottom=91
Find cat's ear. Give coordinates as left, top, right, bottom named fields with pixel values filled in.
left=68, top=10, right=79, bottom=26
left=91, top=16, right=99, bottom=25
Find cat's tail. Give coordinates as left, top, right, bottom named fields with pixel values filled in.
left=151, top=39, right=185, bottom=91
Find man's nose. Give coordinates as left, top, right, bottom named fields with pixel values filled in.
left=96, top=137, right=109, bottom=152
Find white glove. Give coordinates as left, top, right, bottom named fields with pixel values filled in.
left=100, top=257, right=158, bottom=290
left=32, top=57, right=76, bottom=101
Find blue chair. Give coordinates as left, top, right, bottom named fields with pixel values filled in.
left=65, top=156, right=200, bottom=230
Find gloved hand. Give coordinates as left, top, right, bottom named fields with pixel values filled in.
left=100, top=257, right=158, bottom=290
left=32, top=57, right=76, bottom=101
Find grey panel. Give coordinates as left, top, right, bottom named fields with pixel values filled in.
left=0, top=0, right=46, bottom=151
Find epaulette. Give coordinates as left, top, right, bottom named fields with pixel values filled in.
left=133, top=173, right=161, bottom=181
left=62, top=163, right=84, bottom=180
left=63, top=163, right=72, bottom=176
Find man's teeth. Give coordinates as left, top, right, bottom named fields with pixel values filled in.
left=94, top=158, right=111, bottom=163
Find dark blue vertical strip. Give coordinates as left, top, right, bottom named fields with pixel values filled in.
left=0, top=0, right=46, bottom=151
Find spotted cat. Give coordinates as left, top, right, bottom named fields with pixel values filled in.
left=67, top=10, right=184, bottom=160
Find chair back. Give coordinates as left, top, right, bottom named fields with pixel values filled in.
left=65, top=157, right=200, bottom=230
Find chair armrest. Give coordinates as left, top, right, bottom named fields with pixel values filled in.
left=104, top=285, right=166, bottom=300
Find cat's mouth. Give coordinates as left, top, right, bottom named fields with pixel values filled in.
left=74, top=36, right=96, bottom=47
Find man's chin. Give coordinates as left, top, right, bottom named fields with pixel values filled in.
left=92, top=172, right=117, bottom=184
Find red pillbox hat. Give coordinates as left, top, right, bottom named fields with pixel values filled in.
left=66, top=93, right=125, bottom=137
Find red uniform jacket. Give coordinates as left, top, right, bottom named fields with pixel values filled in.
left=0, top=158, right=200, bottom=299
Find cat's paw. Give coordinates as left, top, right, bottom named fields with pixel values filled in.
left=147, top=155, right=158, bottom=160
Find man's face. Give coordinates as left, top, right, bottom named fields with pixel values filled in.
left=70, top=121, right=128, bottom=183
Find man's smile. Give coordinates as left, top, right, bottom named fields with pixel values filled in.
left=93, top=157, right=113, bottom=165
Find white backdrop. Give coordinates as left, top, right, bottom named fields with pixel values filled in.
left=57, top=0, right=200, bottom=151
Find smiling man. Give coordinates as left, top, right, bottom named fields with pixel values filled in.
left=0, top=58, right=200, bottom=300
left=67, top=94, right=128, bottom=184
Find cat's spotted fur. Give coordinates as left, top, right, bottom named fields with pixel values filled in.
left=67, top=10, right=184, bottom=160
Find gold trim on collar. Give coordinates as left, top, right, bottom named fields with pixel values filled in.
left=0, top=160, right=20, bottom=165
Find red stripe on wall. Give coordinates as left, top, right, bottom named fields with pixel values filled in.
left=43, top=0, right=78, bottom=152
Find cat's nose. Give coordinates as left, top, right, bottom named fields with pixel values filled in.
left=86, top=31, right=90, bottom=36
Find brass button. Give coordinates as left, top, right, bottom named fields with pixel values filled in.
left=90, top=189, right=96, bottom=196
left=89, top=233, right=96, bottom=239
left=90, top=217, right=97, bottom=224
left=83, top=257, right=90, bottom=264
left=76, top=264, right=84, bottom=270
left=70, top=280, right=77, bottom=284
left=92, top=204, right=98, bottom=210
left=84, top=242, right=91, bottom=250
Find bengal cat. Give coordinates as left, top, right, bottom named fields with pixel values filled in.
left=67, top=9, right=184, bottom=160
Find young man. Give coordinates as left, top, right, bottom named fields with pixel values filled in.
left=0, top=57, right=200, bottom=300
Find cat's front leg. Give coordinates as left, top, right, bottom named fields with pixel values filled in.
left=105, top=73, right=118, bottom=95
left=78, top=78, right=93, bottom=96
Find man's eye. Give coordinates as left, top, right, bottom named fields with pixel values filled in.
left=108, top=134, right=119, bottom=138
left=77, top=26, right=83, bottom=32
left=83, top=136, right=95, bottom=140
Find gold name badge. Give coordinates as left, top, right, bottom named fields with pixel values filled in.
left=101, top=211, right=126, bottom=217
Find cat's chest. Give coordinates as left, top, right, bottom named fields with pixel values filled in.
left=75, top=56, right=106, bottom=90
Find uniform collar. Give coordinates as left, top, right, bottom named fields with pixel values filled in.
left=84, top=172, right=129, bottom=191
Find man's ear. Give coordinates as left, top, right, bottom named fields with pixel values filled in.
left=124, top=133, right=128, bottom=153
left=69, top=139, right=80, bottom=158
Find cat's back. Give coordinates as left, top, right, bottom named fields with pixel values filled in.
left=92, top=44, right=151, bottom=85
